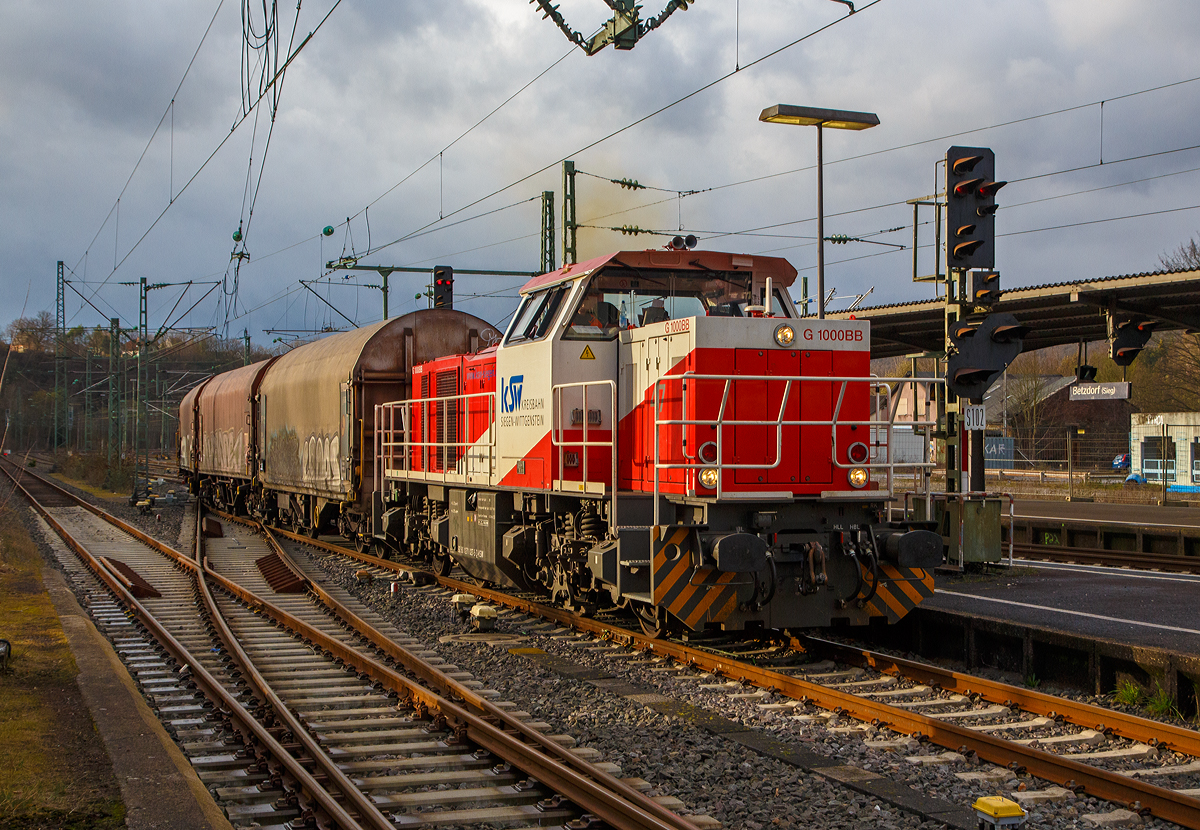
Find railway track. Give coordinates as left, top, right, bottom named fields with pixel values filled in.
left=253, top=519, right=1200, bottom=829
left=2, top=461, right=711, bottom=830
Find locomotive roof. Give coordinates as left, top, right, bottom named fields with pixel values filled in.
left=519, top=250, right=798, bottom=295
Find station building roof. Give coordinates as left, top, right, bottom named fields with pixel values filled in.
left=826, top=267, right=1200, bottom=359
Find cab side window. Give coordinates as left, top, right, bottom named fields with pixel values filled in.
left=505, top=285, right=569, bottom=344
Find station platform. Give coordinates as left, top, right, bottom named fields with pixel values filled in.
left=863, top=556, right=1200, bottom=710
left=925, top=562, right=1200, bottom=655
left=1011, top=497, right=1200, bottom=527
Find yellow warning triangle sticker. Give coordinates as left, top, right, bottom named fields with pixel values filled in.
left=580, top=345, right=596, bottom=360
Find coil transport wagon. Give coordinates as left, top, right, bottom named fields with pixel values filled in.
left=181, top=310, right=501, bottom=545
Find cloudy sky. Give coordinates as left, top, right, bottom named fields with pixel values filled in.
left=4, top=0, right=1200, bottom=346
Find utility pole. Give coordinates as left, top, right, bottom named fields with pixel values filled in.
left=562, top=160, right=577, bottom=267
left=136, top=277, right=149, bottom=503
left=157, top=364, right=165, bottom=454
left=54, top=261, right=65, bottom=451
left=84, top=353, right=92, bottom=452
left=108, top=318, right=119, bottom=473
left=541, top=190, right=556, bottom=273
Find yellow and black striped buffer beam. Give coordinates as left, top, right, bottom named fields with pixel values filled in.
left=856, top=562, right=935, bottom=623
left=651, top=526, right=739, bottom=629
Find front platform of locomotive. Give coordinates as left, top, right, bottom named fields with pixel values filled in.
left=528, top=249, right=944, bottom=632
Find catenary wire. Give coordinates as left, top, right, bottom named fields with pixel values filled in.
left=74, top=0, right=227, bottom=274
left=362, top=0, right=888, bottom=259
left=75, top=0, right=343, bottom=308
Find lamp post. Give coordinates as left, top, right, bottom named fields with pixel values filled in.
left=759, top=104, right=879, bottom=319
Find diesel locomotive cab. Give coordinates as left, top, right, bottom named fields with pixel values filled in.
left=374, top=250, right=942, bottom=634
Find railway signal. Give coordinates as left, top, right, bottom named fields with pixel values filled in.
left=433, top=265, right=454, bottom=309
left=946, top=312, right=1029, bottom=400
left=946, top=147, right=1005, bottom=270
left=967, top=270, right=1001, bottom=307
left=1109, top=318, right=1155, bottom=366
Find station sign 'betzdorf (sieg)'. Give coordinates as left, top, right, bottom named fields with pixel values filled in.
left=1069, top=382, right=1131, bottom=401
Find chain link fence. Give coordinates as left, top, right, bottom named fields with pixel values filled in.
left=889, top=423, right=1200, bottom=503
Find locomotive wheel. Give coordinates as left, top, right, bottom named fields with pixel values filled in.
left=634, top=604, right=676, bottom=639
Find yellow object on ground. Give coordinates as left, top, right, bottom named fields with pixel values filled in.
left=972, top=796, right=1026, bottom=828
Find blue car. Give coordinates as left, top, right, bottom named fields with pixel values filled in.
left=1113, top=453, right=1131, bottom=471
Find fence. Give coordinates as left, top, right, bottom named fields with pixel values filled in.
left=888, top=421, right=1200, bottom=501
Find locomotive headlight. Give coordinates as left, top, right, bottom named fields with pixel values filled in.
left=773, top=324, right=795, bottom=347
left=847, top=467, right=869, bottom=489
left=698, top=467, right=719, bottom=489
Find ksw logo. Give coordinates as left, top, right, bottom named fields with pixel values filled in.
left=501, top=375, right=524, bottom=414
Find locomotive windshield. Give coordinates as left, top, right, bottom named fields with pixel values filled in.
left=563, top=268, right=792, bottom=341
left=505, top=284, right=570, bottom=344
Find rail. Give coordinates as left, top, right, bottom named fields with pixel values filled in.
left=269, top=526, right=1200, bottom=830
left=651, top=374, right=942, bottom=524
left=0, top=462, right=368, bottom=830
left=376, top=390, right=496, bottom=488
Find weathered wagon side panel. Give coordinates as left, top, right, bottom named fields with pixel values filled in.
left=258, top=324, right=381, bottom=501
left=256, top=310, right=502, bottom=508
left=178, top=378, right=212, bottom=474
left=197, top=360, right=274, bottom=479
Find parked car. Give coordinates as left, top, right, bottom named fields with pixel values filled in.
left=1112, top=452, right=1131, bottom=470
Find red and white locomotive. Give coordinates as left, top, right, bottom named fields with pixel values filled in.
left=372, top=249, right=941, bottom=633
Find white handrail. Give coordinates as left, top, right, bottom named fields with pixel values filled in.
left=376, top=390, right=496, bottom=485
left=652, top=374, right=944, bottom=525
left=551, top=379, right=618, bottom=527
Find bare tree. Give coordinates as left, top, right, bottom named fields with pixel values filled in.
left=1161, top=234, right=1200, bottom=271
left=5, top=311, right=55, bottom=352
left=1153, top=331, right=1200, bottom=412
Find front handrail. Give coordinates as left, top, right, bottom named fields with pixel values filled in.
left=551, top=379, right=618, bottom=526
left=651, top=374, right=943, bottom=525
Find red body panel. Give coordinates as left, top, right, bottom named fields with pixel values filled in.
left=410, top=350, right=497, bottom=474
left=616, top=346, right=869, bottom=495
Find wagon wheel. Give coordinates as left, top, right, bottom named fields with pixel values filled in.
left=306, top=523, right=320, bottom=539
left=354, top=532, right=368, bottom=553
left=434, top=551, right=453, bottom=577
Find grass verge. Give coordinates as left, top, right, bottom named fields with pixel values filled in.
left=0, top=506, right=124, bottom=828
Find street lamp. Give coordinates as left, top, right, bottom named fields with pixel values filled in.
left=759, top=104, right=879, bottom=319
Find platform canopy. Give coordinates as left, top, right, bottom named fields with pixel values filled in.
left=826, top=268, right=1200, bottom=359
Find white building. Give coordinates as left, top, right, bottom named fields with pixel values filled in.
left=1130, top=412, right=1200, bottom=485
